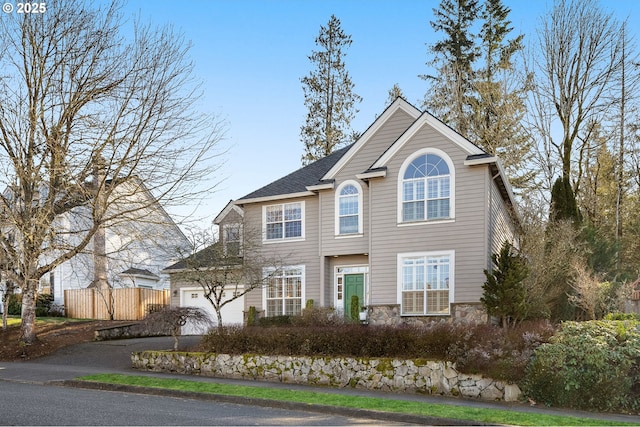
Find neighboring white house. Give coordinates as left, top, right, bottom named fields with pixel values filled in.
left=1, top=177, right=190, bottom=307
left=45, top=178, right=190, bottom=305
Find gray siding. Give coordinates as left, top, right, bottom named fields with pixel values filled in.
left=224, top=103, right=519, bottom=319
left=238, top=196, right=321, bottom=312
left=489, top=176, right=518, bottom=264
left=368, top=123, right=488, bottom=305
left=319, top=108, right=417, bottom=257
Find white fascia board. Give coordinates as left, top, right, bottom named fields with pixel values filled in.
left=355, top=169, right=387, bottom=180
left=322, top=98, right=421, bottom=180
left=214, top=201, right=244, bottom=225
left=236, top=191, right=315, bottom=205
left=466, top=156, right=520, bottom=222
left=463, top=156, right=498, bottom=166
left=372, top=112, right=485, bottom=169
left=306, top=182, right=335, bottom=192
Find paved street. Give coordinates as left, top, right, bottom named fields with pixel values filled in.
left=0, top=381, right=392, bottom=426
left=0, top=336, right=639, bottom=426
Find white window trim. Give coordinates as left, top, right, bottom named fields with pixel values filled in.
left=397, top=148, right=455, bottom=225
left=262, top=201, right=306, bottom=243
left=333, top=265, right=369, bottom=311
left=334, top=180, right=364, bottom=236
left=262, top=265, right=306, bottom=317
left=396, top=250, right=455, bottom=316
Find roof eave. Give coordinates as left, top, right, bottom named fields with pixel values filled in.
left=236, top=191, right=315, bottom=205
left=356, top=169, right=387, bottom=180
left=464, top=155, right=521, bottom=227
left=306, top=180, right=335, bottom=192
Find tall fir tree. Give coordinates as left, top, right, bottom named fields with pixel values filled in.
left=300, top=15, right=362, bottom=165
left=421, top=0, right=480, bottom=139
left=471, top=0, right=533, bottom=190
left=423, top=0, right=533, bottom=192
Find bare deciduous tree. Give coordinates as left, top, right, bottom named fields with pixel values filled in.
left=0, top=0, right=224, bottom=344
left=142, top=306, right=211, bottom=351
left=172, top=222, right=287, bottom=331
left=527, top=0, right=626, bottom=194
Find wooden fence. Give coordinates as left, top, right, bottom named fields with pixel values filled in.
left=64, top=288, right=169, bottom=320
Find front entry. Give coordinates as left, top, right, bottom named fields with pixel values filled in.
left=344, top=274, right=364, bottom=319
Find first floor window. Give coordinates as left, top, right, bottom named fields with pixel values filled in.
left=265, top=266, right=304, bottom=316
left=400, top=252, right=452, bottom=315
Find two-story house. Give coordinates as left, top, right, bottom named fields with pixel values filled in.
left=179, top=98, right=519, bottom=325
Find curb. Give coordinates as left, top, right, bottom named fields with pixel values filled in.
left=54, top=380, right=494, bottom=426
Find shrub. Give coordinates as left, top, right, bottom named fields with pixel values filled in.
left=256, top=315, right=293, bottom=327
left=246, top=306, right=257, bottom=326
left=6, top=293, right=63, bottom=317
left=7, top=294, right=22, bottom=315
left=35, top=294, right=54, bottom=317
left=605, top=312, right=640, bottom=321
left=199, top=317, right=554, bottom=382
left=293, top=305, right=346, bottom=327
left=523, top=320, right=640, bottom=412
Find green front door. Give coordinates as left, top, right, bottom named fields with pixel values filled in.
left=344, top=274, right=364, bottom=320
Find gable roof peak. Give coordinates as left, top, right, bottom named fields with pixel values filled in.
left=321, top=98, right=422, bottom=181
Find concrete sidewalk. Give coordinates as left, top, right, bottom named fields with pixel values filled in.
left=0, top=336, right=638, bottom=425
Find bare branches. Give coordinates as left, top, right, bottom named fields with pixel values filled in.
left=0, top=0, right=225, bottom=344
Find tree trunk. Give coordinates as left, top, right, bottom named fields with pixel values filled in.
left=216, top=309, right=223, bottom=333
left=19, top=281, right=38, bottom=344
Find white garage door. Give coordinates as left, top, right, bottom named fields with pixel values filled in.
left=180, top=288, right=245, bottom=335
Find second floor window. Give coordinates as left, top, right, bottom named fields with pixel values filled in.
left=338, top=184, right=359, bottom=234
left=402, top=153, right=451, bottom=222
left=264, top=202, right=303, bottom=241
left=223, top=224, right=242, bottom=256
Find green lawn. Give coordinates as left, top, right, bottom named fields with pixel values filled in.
left=79, top=374, right=638, bottom=426
left=3, top=316, right=89, bottom=327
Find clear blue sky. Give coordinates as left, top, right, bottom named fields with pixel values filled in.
left=122, top=0, right=640, bottom=231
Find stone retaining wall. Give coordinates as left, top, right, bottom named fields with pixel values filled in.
left=94, top=322, right=169, bottom=341
left=131, top=351, right=521, bottom=402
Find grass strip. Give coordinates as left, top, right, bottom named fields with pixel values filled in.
left=78, top=373, right=636, bottom=426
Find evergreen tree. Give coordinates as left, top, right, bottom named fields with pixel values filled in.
left=471, top=0, right=533, bottom=190
left=423, top=0, right=532, bottom=192
left=550, top=177, right=581, bottom=224
left=422, top=0, right=480, bottom=138
left=481, top=242, right=528, bottom=328
left=386, top=83, right=405, bottom=106
left=300, top=15, right=362, bottom=165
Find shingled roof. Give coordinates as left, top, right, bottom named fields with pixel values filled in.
left=238, top=144, right=354, bottom=201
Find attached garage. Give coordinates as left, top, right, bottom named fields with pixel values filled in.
left=179, top=287, right=245, bottom=335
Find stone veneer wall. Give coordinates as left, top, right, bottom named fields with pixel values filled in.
left=367, top=303, right=487, bottom=326
left=131, top=351, right=521, bottom=402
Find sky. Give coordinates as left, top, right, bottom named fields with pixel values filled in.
left=121, top=0, right=640, bottom=232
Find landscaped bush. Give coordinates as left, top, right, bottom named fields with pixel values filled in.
left=523, top=320, right=640, bottom=413
left=199, top=317, right=554, bottom=382
left=7, top=294, right=21, bottom=315
left=6, top=293, right=65, bottom=317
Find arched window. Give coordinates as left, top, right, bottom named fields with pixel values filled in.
left=336, top=181, right=362, bottom=235
left=401, top=151, right=452, bottom=222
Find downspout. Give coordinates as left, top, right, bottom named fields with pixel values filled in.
left=489, top=169, right=500, bottom=271
left=367, top=179, right=372, bottom=309
left=318, top=191, right=324, bottom=307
